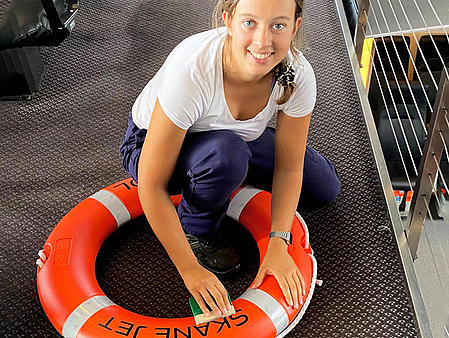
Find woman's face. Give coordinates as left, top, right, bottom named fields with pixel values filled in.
left=224, top=0, right=301, bottom=79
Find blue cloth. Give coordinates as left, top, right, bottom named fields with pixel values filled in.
left=120, top=113, right=341, bottom=235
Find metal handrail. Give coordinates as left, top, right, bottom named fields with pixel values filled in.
left=338, top=0, right=445, bottom=336
left=353, top=0, right=449, bottom=261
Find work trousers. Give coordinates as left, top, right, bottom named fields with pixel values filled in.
left=120, top=113, right=341, bottom=235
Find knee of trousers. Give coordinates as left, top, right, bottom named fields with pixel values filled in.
left=214, top=132, right=251, bottom=183
left=316, top=168, right=342, bottom=206
left=325, top=174, right=341, bottom=204
left=185, top=131, right=251, bottom=208
left=299, top=175, right=341, bottom=211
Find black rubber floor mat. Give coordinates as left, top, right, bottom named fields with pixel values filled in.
left=96, top=216, right=259, bottom=319
left=0, top=0, right=419, bottom=337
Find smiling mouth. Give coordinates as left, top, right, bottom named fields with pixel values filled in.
left=248, top=50, right=274, bottom=60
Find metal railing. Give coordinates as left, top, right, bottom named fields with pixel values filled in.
left=353, top=0, right=449, bottom=255
left=347, top=0, right=449, bottom=336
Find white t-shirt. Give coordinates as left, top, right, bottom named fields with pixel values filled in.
left=132, top=26, right=316, bottom=142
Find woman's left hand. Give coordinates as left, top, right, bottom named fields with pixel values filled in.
left=250, top=239, right=306, bottom=309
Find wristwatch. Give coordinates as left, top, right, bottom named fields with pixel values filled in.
left=269, top=231, right=293, bottom=245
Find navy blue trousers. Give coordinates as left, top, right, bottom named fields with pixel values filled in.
left=120, top=114, right=341, bottom=235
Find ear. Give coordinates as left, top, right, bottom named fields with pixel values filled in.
left=292, top=17, right=302, bottom=37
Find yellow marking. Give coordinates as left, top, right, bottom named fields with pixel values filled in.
left=360, top=38, right=374, bottom=89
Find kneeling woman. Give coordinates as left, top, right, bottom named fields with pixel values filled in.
left=120, top=0, right=340, bottom=320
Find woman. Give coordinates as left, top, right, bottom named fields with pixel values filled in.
left=120, top=0, right=340, bottom=320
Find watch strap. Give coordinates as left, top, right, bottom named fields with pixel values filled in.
left=269, top=231, right=292, bottom=245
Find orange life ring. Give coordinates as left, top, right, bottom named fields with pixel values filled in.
left=36, top=178, right=319, bottom=338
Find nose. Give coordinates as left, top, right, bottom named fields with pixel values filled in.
left=253, top=26, right=272, bottom=50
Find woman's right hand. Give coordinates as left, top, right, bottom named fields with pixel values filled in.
left=179, top=263, right=232, bottom=317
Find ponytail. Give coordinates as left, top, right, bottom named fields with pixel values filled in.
left=274, top=60, right=297, bottom=105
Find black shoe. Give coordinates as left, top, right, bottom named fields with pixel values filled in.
left=185, top=231, right=240, bottom=276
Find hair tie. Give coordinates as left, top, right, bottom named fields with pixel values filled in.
left=274, top=62, right=295, bottom=87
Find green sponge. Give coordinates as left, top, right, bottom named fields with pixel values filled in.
left=189, top=292, right=236, bottom=325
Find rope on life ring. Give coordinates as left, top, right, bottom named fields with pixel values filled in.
left=36, top=178, right=320, bottom=338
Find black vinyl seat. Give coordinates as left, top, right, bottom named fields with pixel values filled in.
left=0, top=0, right=79, bottom=100
left=414, top=35, right=449, bottom=78
left=377, top=82, right=428, bottom=191
left=0, top=0, right=78, bottom=51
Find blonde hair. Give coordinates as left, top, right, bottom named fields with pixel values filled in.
left=211, top=0, right=304, bottom=105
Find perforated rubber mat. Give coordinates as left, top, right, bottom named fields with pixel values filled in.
left=0, top=0, right=420, bottom=337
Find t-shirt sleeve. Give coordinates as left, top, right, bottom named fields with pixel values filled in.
left=281, top=58, right=317, bottom=118
left=156, top=64, right=206, bottom=130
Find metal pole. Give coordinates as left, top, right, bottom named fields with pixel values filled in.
left=354, top=0, right=370, bottom=65
left=406, top=73, right=449, bottom=260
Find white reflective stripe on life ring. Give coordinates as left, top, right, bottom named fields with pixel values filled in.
left=226, top=186, right=262, bottom=221
left=89, top=190, right=130, bottom=227
left=238, top=288, right=289, bottom=336
left=62, top=295, right=116, bottom=338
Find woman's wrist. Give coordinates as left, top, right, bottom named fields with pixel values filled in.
left=176, top=258, right=201, bottom=274
left=268, top=237, right=289, bottom=251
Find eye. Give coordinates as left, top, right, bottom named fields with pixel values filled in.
left=273, top=23, right=285, bottom=30
left=243, top=20, right=254, bottom=28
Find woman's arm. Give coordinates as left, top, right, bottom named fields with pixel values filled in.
left=138, top=99, right=232, bottom=317
left=271, top=110, right=311, bottom=234
left=251, top=110, right=312, bottom=309
left=138, top=98, right=193, bottom=269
